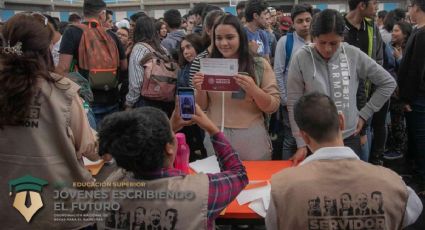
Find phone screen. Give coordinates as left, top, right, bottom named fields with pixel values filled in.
left=178, top=87, right=195, bottom=120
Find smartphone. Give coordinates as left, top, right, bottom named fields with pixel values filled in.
left=177, top=87, right=195, bottom=120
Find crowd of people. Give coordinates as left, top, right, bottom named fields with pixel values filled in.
left=0, top=0, right=425, bottom=229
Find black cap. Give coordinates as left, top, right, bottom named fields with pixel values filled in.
left=84, top=0, right=106, bottom=10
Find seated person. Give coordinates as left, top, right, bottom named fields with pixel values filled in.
left=97, top=104, right=248, bottom=230
left=266, top=92, right=423, bottom=230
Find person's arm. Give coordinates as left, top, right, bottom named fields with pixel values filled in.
left=174, top=105, right=247, bottom=220
left=265, top=196, right=279, bottom=230
left=262, top=30, right=271, bottom=62
left=374, top=25, right=384, bottom=66
left=286, top=53, right=306, bottom=148
left=235, top=58, right=280, bottom=114
left=56, top=27, right=78, bottom=76
left=69, top=93, right=99, bottom=162
left=402, top=186, right=423, bottom=227
left=206, top=132, right=248, bottom=220
left=192, top=72, right=209, bottom=110
left=357, top=49, right=396, bottom=122
left=109, top=30, right=128, bottom=71
left=125, top=44, right=149, bottom=108
left=188, top=56, right=202, bottom=88
left=56, top=54, right=73, bottom=76
left=287, top=52, right=308, bottom=164
left=274, top=36, right=288, bottom=105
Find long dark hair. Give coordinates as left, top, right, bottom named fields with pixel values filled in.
left=210, top=14, right=255, bottom=78
left=393, top=21, right=412, bottom=48
left=178, top=33, right=204, bottom=66
left=310, top=9, right=345, bottom=38
left=155, top=21, right=167, bottom=39
left=133, top=16, right=166, bottom=54
left=201, top=10, right=225, bottom=49
left=0, top=13, right=55, bottom=128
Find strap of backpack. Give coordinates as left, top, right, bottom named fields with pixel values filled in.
left=253, top=56, right=264, bottom=87
left=284, top=32, right=294, bottom=74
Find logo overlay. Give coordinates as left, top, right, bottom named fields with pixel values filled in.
left=9, top=175, right=48, bottom=222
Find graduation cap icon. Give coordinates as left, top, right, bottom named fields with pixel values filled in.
left=8, top=175, right=48, bottom=223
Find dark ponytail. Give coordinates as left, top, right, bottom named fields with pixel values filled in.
left=0, top=13, right=55, bottom=128
left=310, top=9, right=345, bottom=38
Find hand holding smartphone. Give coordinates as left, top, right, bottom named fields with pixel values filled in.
left=177, top=87, right=195, bottom=120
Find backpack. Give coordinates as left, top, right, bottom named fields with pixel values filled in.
left=253, top=57, right=272, bottom=130
left=139, top=42, right=179, bottom=102
left=284, top=32, right=294, bottom=74
left=74, top=20, right=119, bottom=91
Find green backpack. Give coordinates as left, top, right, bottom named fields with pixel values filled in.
left=252, top=57, right=271, bottom=130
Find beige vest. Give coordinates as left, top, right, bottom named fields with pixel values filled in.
left=271, top=159, right=408, bottom=230
left=97, top=168, right=209, bottom=230
left=0, top=73, right=94, bottom=229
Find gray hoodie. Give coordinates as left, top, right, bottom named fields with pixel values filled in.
left=287, top=43, right=396, bottom=147
left=161, top=30, right=186, bottom=54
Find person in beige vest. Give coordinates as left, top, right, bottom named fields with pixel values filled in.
left=96, top=104, right=248, bottom=230
left=0, top=13, right=99, bottom=229
left=266, top=92, right=422, bottom=230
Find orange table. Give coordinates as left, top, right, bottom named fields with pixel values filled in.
left=219, top=160, right=293, bottom=220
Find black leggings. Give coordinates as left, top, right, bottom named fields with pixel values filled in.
left=370, top=100, right=390, bottom=160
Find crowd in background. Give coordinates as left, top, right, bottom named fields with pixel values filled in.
left=0, top=0, right=425, bottom=229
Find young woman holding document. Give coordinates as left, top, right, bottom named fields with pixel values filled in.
left=193, top=14, right=280, bottom=160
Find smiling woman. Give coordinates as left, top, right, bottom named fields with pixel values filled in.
left=193, top=14, right=280, bottom=160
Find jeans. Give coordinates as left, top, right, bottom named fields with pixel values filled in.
left=91, top=103, right=119, bottom=128
left=344, top=134, right=362, bottom=157
left=360, top=119, right=372, bottom=162
left=281, top=106, right=297, bottom=160
left=405, top=96, right=425, bottom=179
left=370, top=100, right=390, bottom=162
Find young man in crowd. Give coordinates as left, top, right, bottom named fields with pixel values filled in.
left=161, top=9, right=185, bottom=55
left=56, top=0, right=127, bottom=126
left=103, top=9, right=114, bottom=29
left=344, top=0, right=388, bottom=165
left=398, top=0, right=425, bottom=192
left=68, top=13, right=82, bottom=24
left=191, top=3, right=208, bottom=34
left=266, top=93, right=422, bottom=229
left=274, top=4, right=313, bottom=160
left=98, top=105, right=248, bottom=230
left=244, top=0, right=271, bottom=62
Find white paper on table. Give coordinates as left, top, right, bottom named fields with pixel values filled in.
left=200, top=58, right=238, bottom=76
left=236, top=181, right=271, bottom=206
left=83, top=156, right=103, bottom=166
left=249, top=198, right=267, bottom=217
left=189, top=155, right=220, bottom=174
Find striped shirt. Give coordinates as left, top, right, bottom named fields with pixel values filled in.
left=188, top=50, right=209, bottom=88
left=126, top=43, right=168, bottom=107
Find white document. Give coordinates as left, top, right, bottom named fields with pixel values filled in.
left=249, top=198, right=267, bottom=217
left=83, top=157, right=103, bottom=166
left=236, top=181, right=271, bottom=206
left=200, top=58, right=238, bottom=76
left=189, top=155, right=221, bottom=174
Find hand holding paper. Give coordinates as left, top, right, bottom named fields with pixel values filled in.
left=200, top=58, right=240, bottom=92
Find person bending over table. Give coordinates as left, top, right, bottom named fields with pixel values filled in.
left=97, top=104, right=248, bottom=230
left=266, top=92, right=422, bottom=230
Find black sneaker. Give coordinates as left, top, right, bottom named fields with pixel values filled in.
left=383, top=151, right=403, bottom=160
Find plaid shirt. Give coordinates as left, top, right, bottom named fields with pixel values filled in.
left=140, top=132, right=248, bottom=229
